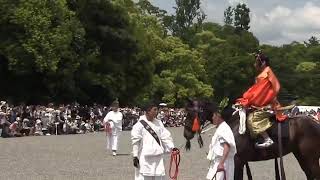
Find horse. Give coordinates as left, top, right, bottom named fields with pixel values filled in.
left=183, top=100, right=320, bottom=180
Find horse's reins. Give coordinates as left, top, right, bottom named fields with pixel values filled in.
left=169, top=149, right=181, bottom=180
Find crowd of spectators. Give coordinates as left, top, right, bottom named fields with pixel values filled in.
left=0, top=101, right=186, bottom=138
left=157, top=108, right=185, bottom=127
left=289, top=106, right=320, bottom=121
left=1, top=100, right=318, bottom=139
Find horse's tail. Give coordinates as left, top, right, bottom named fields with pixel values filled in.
left=245, top=162, right=252, bottom=180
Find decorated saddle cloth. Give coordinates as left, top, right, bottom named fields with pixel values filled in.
left=233, top=104, right=293, bottom=135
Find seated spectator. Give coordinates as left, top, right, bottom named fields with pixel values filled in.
left=94, top=119, right=102, bottom=131
left=9, top=121, right=20, bottom=137
left=34, top=119, right=43, bottom=136
left=20, top=118, right=30, bottom=136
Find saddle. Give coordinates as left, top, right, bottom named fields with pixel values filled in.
left=234, top=104, right=294, bottom=136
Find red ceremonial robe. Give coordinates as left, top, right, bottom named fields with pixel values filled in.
left=236, top=66, right=287, bottom=121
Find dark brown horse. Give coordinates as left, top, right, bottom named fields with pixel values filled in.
left=184, top=100, right=320, bottom=180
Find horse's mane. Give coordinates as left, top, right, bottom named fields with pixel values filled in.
left=221, top=105, right=235, bottom=120
left=220, top=105, right=240, bottom=127
left=185, top=99, right=241, bottom=127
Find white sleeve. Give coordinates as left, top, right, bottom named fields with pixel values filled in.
left=118, top=113, right=123, bottom=130
left=218, top=137, right=227, bottom=144
left=131, top=122, right=143, bottom=157
left=103, top=112, right=110, bottom=124
left=112, top=112, right=123, bottom=130
left=159, top=121, right=174, bottom=151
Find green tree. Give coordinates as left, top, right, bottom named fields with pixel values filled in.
left=152, top=37, right=213, bottom=106
left=296, top=62, right=317, bottom=72
left=234, top=3, right=250, bottom=32
left=304, top=36, right=319, bottom=47
left=294, top=62, right=320, bottom=104
left=224, top=6, right=234, bottom=26
left=136, top=0, right=167, bottom=17
left=171, top=0, right=206, bottom=43
left=69, top=0, right=154, bottom=104
left=306, top=46, right=320, bottom=63
left=261, top=41, right=320, bottom=105
left=0, top=0, right=84, bottom=103
left=194, top=22, right=259, bottom=101
left=135, top=0, right=173, bottom=36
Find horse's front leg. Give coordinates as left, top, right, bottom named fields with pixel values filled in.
left=197, top=131, right=203, bottom=148
left=234, top=156, right=244, bottom=180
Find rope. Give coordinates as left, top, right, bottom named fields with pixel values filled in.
left=212, top=169, right=226, bottom=180
left=104, top=122, right=112, bottom=135
left=169, top=149, right=180, bottom=180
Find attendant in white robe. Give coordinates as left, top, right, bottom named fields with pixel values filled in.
left=103, top=99, right=123, bottom=156
left=131, top=103, right=175, bottom=180
left=206, top=112, right=236, bottom=180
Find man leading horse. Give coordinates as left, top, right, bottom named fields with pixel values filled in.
left=183, top=51, right=320, bottom=180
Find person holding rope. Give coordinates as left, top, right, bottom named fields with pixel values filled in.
left=131, top=102, right=178, bottom=180
left=206, top=107, right=236, bottom=180
left=103, top=99, right=123, bottom=156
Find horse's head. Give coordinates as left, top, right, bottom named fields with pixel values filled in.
left=183, top=99, right=219, bottom=150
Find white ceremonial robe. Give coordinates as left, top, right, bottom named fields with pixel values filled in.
left=131, top=115, right=175, bottom=180
left=103, top=110, right=123, bottom=151
left=206, top=121, right=236, bottom=180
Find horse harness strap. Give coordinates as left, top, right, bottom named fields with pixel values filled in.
left=140, top=120, right=161, bottom=146
left=278, top=122, right=286, bottom=180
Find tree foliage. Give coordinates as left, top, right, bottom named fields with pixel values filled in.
left=234, top=3, right=250, bottom=31
left=304, top=36, right=319, bottom=47
left=0, top=0, right=84, bottom=103
left=152, top=36, right=213, bottom=106
left=224, top=6, right=233, bottom=26
left=171, top=0, right=206, bottom=43
left=0, top=0, right=319, bottom=106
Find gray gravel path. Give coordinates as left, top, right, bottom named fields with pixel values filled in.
left=0, top=127, right=306, bottom=180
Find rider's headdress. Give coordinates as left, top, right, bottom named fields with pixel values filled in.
left=218, top=97, right=229, bottom=113
left=255, top=50, right=270, bottom=66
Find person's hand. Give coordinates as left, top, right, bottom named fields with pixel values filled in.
left=217, top=162, right=225, bottom=172
left=133, top=157, right=139, bottom=168
left=172, top=147, right=179, bottom=152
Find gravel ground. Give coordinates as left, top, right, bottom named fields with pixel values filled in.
left=0, top=127, right=306, bottom=180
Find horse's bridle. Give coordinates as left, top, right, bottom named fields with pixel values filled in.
left=187, top=104, right=204, bottom=127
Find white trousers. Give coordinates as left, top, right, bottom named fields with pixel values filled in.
left=135, top=169, right=166, bottom=180
left=206, top=158, right=234, bottom=180
left=105, top=121, right=122, bottom=151
left=208, top=171, right=225, bottom=180
left=106, top=133, right=119, bottom=151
